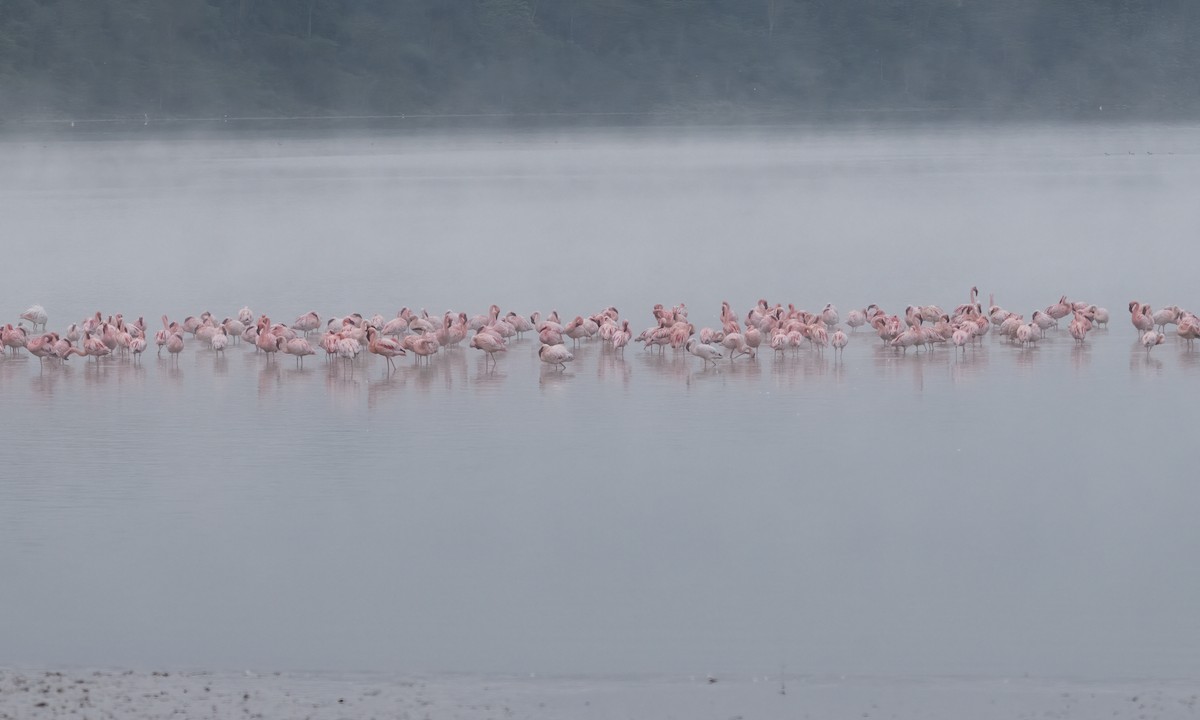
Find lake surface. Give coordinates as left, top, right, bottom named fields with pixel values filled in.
left=2, top=124, right=1200, bottom=679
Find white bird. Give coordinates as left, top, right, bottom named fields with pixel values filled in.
left=820, top=304, right=839, bottom=327
left=685, top=339, right=723, bottom=367
left=20, top=305, right=48, bottom=331
left=538, top=343, right=574, bottom=370
left=1141, top=330, right=1165, bottom=353
left=210, top=327, right=229, bottom=355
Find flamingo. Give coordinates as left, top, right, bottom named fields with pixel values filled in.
left=1176, top=318, right=1200, bottom=349
left=808, top=324, right=829, bottom=353
left=685, top=339, right=722, bottom=367
left=195, top=320, right=219, bottom=344
left=164, top=332, right=184, bottom=362
left=1068, top=312, right=1089, bottom=344
left=951, top=328, right=970, bottom=354
left=211, top=327, right=229, bottom=355
left=1142, top=330, right=1165, bottom=353
left=470, top=330, right=507, bottom=368
left=506, top=312, right=535, bottom=338
left=538, top=325, right=564, bottom=346
left=256, top=318, right=279, bottom=358
left=54, top=338, right=84, bottom=362
left=2, top=324, right=28, bottom=355
left=20, top=305, right=48, bottom=331
left=831, top=329, right=848, bottom=357
left=538, top=343, right=574, bottom=370
left=409, top=336, right=439, bottom=365
left=821, top=304, right=839, bottom=327
left=890, top=324, right=922, bottom=353
left=611, top=320, right=632, bottom=353
left=1129, top=302, right=1154, bottom=334
left=84, top=332, right=113, bottom=362
left=292, top=311, right=321, bottom=336
left=366, top=327, right=406, bottom=371
left=336, top=336, right=362, bottom=367
left=721, top=332, right=753, bottom=360
left=1031, top=311, right=1055, bottom=337
left=130, top=335, right=147, bottom=363
left=1152, top=306, right=1180, bottom=332
left=381, top=312, right=408, bottom=338
left=26, top=333, right=56, bottom=365
left=1046, top=296, right=1072, bottom=324
left=563, top=316, right=589, bottom=347
left=283, top=337, right=316, bottom=367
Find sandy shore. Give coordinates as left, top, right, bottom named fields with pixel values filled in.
left=1, top=668, right=1197, bottom=719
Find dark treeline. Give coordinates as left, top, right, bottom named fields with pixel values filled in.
left=0, top=0, right=1197, bottom=121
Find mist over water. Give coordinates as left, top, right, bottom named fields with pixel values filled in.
left=2, top=125, right=1200, bottom=678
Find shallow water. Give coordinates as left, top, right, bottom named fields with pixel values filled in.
left=2, top=125, right=1200, bottom=678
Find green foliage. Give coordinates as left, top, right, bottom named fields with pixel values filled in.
left=0, top=0, right=1196, bottom=119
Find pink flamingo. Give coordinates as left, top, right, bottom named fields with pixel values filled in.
left=2, top=324, right=28, bottom=355
left=1068, top=312, right=1089, bottom=344
left=831, top=329, right=848, bottom=357
left=292, top=311, right=320, bottom=336
left=26, top=333, right=56, bottom=365
left=890, top=323, right=922, bottom=353
left=366, top=327, right=406, bottom=371
left=1176, top=317, right=1200, bottom=349
left=538, top=325, right=564, bottom=346
left=164, top=331, right=184, bottom=362
left=130, top=335, right=147, bottom=363
left=283, top=337, right=315, bottom=367
left=1046, top=296, right=1072, bottom=324
left=469, top=330, right=507, bottom=368
left=1129, top=302, right=1154, bottom=334
left=538, top=343, right=574, bottom=370
left=506, top=312, right=535, bottom=338
left=54, top=338, right=85, bottom=362
left=951, top=328, right=970, bottom=354
left=409, top=336, right=439, bottom=365
left=721, top=332, right=754, bottom=360
left=83, top=332, right=113, bottom=362
left=611, top=320, right=632, bottom=353
left=564, top=316, right=589, bottom=347
left=256, top=317, right=279, bottom=358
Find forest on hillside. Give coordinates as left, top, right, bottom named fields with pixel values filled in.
left=0, top=0, right=1196, bottom=121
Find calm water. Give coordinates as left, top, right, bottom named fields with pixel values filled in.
left=2, top=125, right=1200, bottom=678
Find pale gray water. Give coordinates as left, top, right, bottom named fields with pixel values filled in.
left=1, top=125, right=1200, bottom=679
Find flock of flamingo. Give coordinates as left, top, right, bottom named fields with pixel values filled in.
left=2, top=289, right=1196, bottom=374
